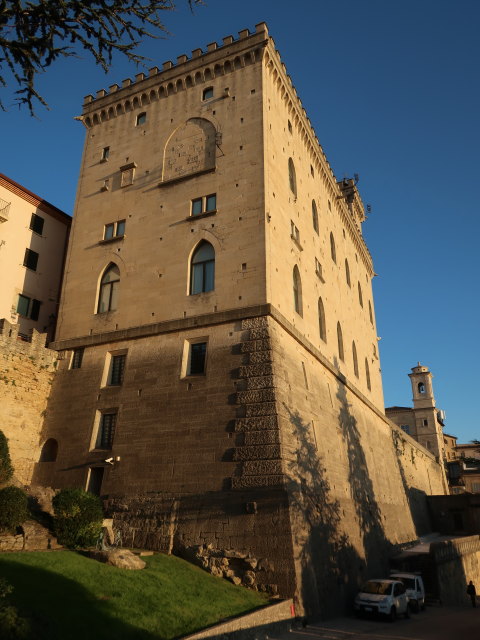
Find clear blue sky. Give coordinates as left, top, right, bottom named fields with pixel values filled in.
left=2, top=0, right=479, bottom=443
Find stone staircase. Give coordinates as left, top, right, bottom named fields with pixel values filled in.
left=0, top=519, right=61, bottom=552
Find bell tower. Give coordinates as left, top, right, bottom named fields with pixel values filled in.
left=409, top=362, right=435, bottom=410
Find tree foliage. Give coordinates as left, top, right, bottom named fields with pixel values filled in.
left=0, top=431, right=13, bottom=486
left=0, top=0, right=200, bottom=113
left=0, top=486, right=29, bottom=533
left=52, top=488, right=104, bottom=548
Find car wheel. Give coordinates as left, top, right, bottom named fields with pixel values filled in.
left=389, top=606, right=396, bottom=622
left=412, top=600, right=420, bottom=613
left=404, top=603, right=410, bottom=619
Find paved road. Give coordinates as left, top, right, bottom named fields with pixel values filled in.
left=274, top=605, right=479, bottom=640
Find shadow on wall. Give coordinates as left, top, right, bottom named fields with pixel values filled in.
left=0, top=556, right=159, bottom=640
left=284, top=368, right=396, bottom=618
left=391, top=429, right=431, bottom=537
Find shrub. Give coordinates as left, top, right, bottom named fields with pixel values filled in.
left=0, top=606, right=31, bottom=639
left=0, top=487, right=28, bottom=533
left=52, top=488, right=103, bottom=548
left=0, top=431, right=13, bottom=486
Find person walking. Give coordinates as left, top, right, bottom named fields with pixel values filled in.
left=466, top=580, right=476, bottom=608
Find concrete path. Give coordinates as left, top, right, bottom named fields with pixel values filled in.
left=273, top=605, right=479, bottom=640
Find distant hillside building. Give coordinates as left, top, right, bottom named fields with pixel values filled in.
left=34, top=24, right=448, bottom=615
left=0, top=174, right=70, bottom=342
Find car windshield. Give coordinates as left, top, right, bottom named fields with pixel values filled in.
left=361, top=581, right=392, bottom=595
left=395, top=577, right=416, bottom=589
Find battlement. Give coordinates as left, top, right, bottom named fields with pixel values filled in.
left=83, top=22, right=269, bottom=110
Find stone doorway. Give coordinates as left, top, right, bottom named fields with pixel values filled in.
left=87, top=467, right=104, bottom=496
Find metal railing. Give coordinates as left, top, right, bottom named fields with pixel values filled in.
left=0, top=197, right=11, bottom=222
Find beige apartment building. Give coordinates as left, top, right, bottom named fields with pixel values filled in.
left=35, top=24, right=447, bottom=614
left=0, top=174, right=70, bottom=342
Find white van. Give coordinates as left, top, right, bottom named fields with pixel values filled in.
left=354, top=579, right=410, bottom=621
left=390, top=572, right=425, bottom=612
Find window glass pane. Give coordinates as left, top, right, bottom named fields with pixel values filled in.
left=71, top=348, right=84, bottom=369
left=110, top=354, right=126, bottom=385
left=203, top=87, right=214, bottom=100
left=17, top=294, right=30, bottom=316
left=191, top=263, right=203, bottom=294
left=206, top=194, right=216, bottom=211
left=24, top=249, right=39, bottom=271
left=109, top=281, right=119, bottom=311
left=101, top=265, right=120, bottom=284
left=192, top=242, right=214, bottom=263
left=98, top=414, right=116, bottom=449
left=190, top=342, right=207, bottom=374
left=104, top=224, right=114, bottom=240
left=204, top=261, right=215, bottom=292
left=116, top=220, right=125, bottom=237
left=30, top=214, right=44, bottom=235
left=98, top=284, right=110, bottom=313
left=192, top=199, right=203, bottom=216
left=136, top=112, right=146, bottom=125
left=30, top=299, right=41, bottom=321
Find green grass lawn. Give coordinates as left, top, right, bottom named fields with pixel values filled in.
left=0, top=551, right=270, bottom=639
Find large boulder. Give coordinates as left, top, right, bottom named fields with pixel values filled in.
left=88, top=548, right=146, bottom=570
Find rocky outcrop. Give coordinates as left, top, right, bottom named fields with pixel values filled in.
left=88, top=548, right=146, bottom=570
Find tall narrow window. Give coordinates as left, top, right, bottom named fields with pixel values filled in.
left=101, top=146, right=110, bottom=161
left=368, top=300, right=373, bottom=324
left=318, top=298, right=326, bottom=343
left=189, top=342, right=207, bottom=375
left=418, top=382, right=426, bottom=394
left=293, top=266, right=303, bottom=316
left=330, top=233, right=336, bottom=263
left=190, top=241, right=215, bottom=294
left=345, top=259, right=351, bottom=287
left=288, top=158, right=297, bottom=197
left=365, top=358, right=371, bottom=391
left=337, top=322, right=344, bottom=362
left=97, top=413, right=116, bottom=449
left=312, top=200, right=319, bottom=234
left=358, top=282, right=363, bottom=307
left=109, top=354, right=126, bottom=385
left=71, top=348, right=84, bottom=370
left=352, top=341, right=359, bottom=378
left=97, top=264, right=120, bottom=313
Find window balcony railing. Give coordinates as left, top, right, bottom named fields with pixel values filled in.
left=0, top=197, right=11, bottom=222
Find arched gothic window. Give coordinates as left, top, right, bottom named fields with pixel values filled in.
left=312, top=200, right=319, bottom=234
left=337, top=322, right=344, bottom=362
left=365, top=358, right=371, bottom=391
left=293, top=265, right=303, bottom=316
left=345, top=259, right=351, bottom=287
left=318, top=298, right=326, bottom=343
left=330, top=233, right=336, bottom=263
left=358, top=281, right=363, bottom=307
left=288, top=158, right=297, bottom=197
left=352, top=341, right=359, bottom=378
left=190, top=241, right=215, bottom=294
left=97, top=264, right=120, bottom=313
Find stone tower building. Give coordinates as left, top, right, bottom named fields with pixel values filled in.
left=35, top=24, right=447, bottom=615
left=386, top=363, right=448, bottom=464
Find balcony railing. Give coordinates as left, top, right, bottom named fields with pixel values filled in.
left=0, top=197, right=11, bottom=222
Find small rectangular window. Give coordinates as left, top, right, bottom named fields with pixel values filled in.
left=423, top=419, right=428, bottom=427
left=116, top=220, right=125, bottom=237
left=71, top=348, right=84, bottom=369
left=189, top=342, right=207, bottom=375
left=23, top=248, right=39, bottom=271
left=30, top=213, right=44, bottom=235
left=16, top=294, right=30, bottom=317
left=109, top=354, right=126, bottom=385
left=30, top=299, right=41, bottom=321
left=401, top=425, right=410, bottom=434
left=104, top=223, right=114, bottom=240
left=290, top=221, right=300, bottom=244
left=191, top=194, right=217, bottom=217
left=202, top=87, right=214, bottom=101
left=136, top=112, right=147, bottom=126
left=97, top=413, right=116, bottom=449
left=101, top=146, right=110, bottom=161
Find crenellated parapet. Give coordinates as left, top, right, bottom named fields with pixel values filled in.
left=81, top=22, right=269, bottom=126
